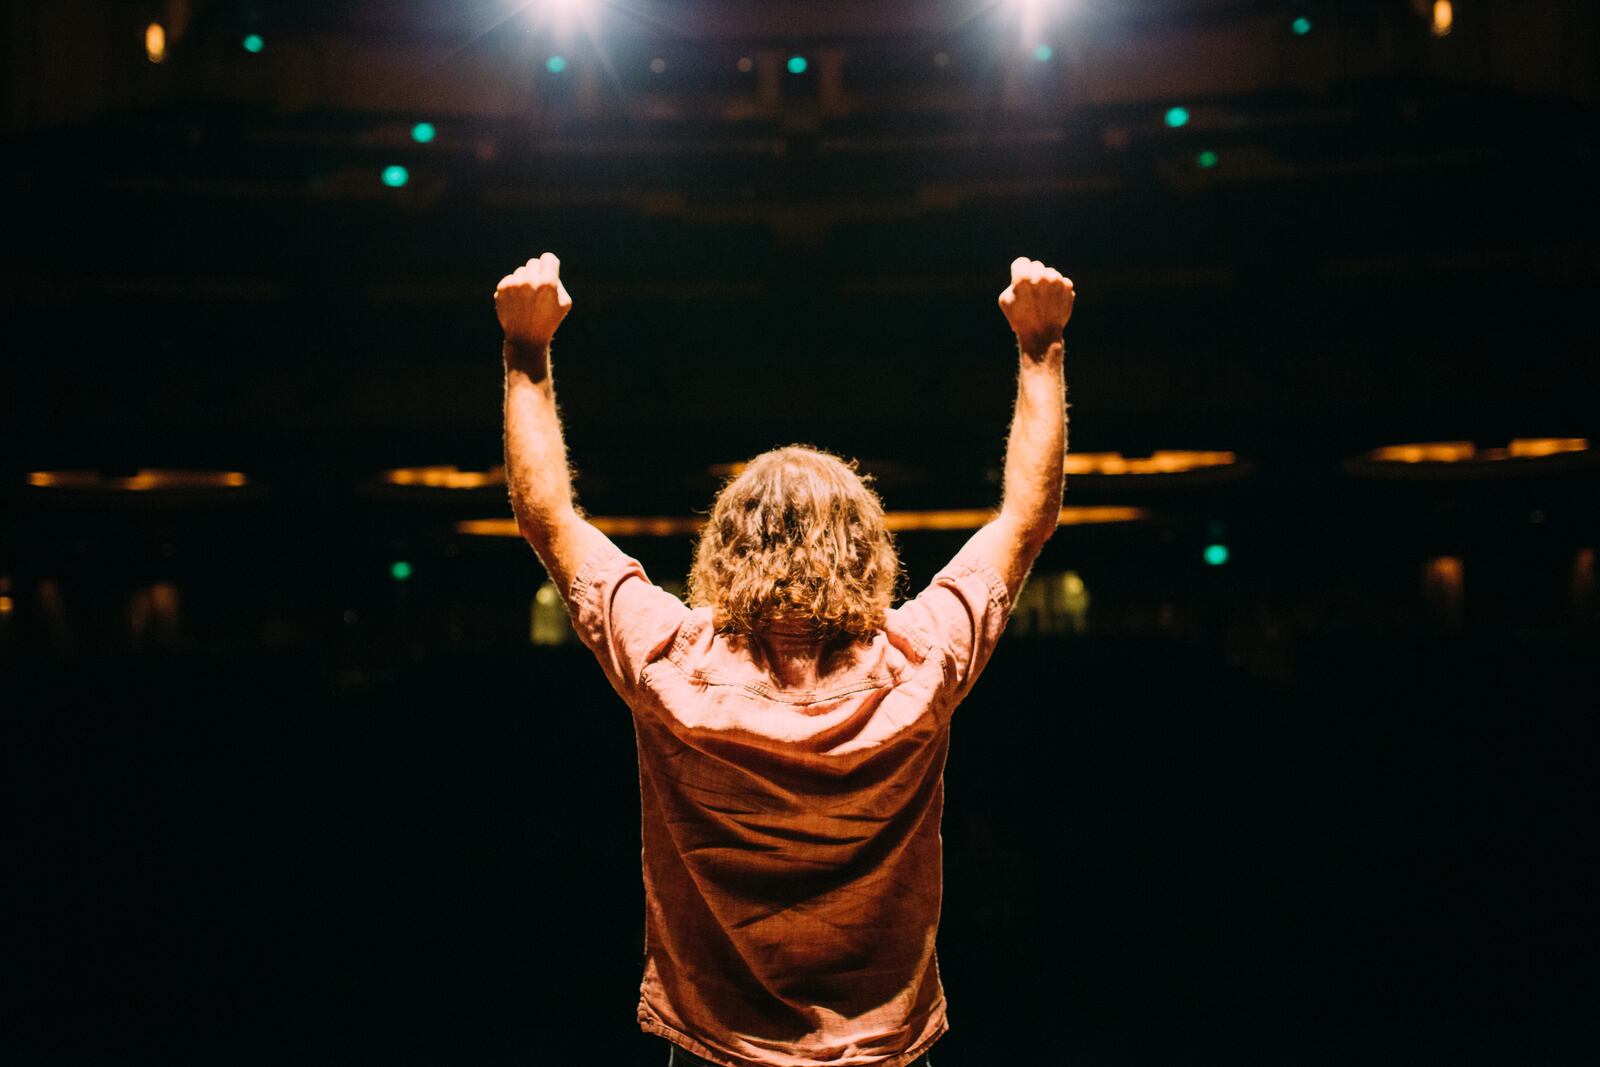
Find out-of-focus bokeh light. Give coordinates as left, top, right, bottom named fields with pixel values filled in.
left=1366, top=438, right=1589, bottom=463
left=1204, top=544, right=1230, bottom=566
left=1431, top=0, right=1454, bottom=37
left=242, top=33, right=264, bottom=54
left=146, top=23, right=167, bottom=63
left=390, top=561, right=413, bottom=582
left=411, top=122, right=436, bottom=143
left=1033, top=44, right=1054, bottom=62
left=546, top=54, right=567, bottom=73
left=381, top=465, right=504, bottom=489
left=649, top=56, right=667, bottom=74
left=736, top=56, right=753, bottom=73
left=787, top=55, right=808, bottom=74
left=1063, top=450, right=1238, bottom=475
left=1291, top=16, right=1313, bottom=36
left=457, top=506, right=1148, bottom=540
left=381, top=165, right=409, bottom=188
left=27, top=469, right=248, bottom=490
left=1165, top=106, right=1191, bottom=128
left=1197, top=149, right=1219, bottom=169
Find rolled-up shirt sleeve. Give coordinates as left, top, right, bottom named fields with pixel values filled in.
left=566, top=539, right=690, bottom=702
left=891, top=543, right=1013, bottom=712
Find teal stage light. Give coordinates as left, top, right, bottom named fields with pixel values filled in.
left=546, top=55, right=567, bottom=73
left=1292, top=16, right=1313, bottom=35
left=1197, top=149, right=1218, bottom=169
left=390, top=560, right=413, bottom=581
left=411, top=122, right=436, bottom=144
left=242, top=33, right=264, bottom=53
left=786, top=55, right=808, bottom=74
left=1203, top=544, right=1230, bottom=566
left=1033, top=44, right=1054, bottom=62
left=1165, top=106, right=1191, bottom=128
left=381, top=165, right=409, bottom=188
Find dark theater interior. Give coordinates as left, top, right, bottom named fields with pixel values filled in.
left=3, top=1, right=1598, bottom=1064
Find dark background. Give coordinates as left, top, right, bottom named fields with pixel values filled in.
left=3, top=1, right=1598, bottom=1064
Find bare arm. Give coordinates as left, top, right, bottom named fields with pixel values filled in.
left=497, top=253, right=612, bottom=595
left=957, top=258, right=1075, bottom=604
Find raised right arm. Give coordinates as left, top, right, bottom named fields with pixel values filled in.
left=959, top=257, right=1074, bottom=604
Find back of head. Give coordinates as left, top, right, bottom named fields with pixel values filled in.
left=688, top=445, right=901, bottom=644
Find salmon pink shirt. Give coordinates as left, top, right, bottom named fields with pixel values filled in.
left=565, top=536, right=1012, bottom=1067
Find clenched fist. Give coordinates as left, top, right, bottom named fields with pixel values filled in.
left=998, top=257, right=1075, bottom=356
left=495, top=252, right=571, bottom=346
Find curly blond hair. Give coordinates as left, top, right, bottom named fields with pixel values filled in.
left=688, top=445, right=901, bottom=644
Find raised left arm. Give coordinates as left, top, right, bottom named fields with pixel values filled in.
left=497, top=252, right=612, bottom=596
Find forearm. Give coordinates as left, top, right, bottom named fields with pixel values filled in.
left=998, top=336, right=1067, bottom=540
left=502, top=338, right=578, bottom=541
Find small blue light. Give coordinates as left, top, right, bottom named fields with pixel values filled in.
left=1203, top=544, right=1230, bottom=566
left=786, top=55, right=808, bottom=75
left=546, top=55, right=567, bottom=74
left=1165, top=106, right=1191, bottom=128
left=1033, top=43, right=1054, bottom=62
left=411, top=122, right=436, bottom=144
left=381, top=165, right=409, bottom=189
left=1292, top=16, right=1313, bottom=36
left=242, top=33, right=264, bottom=54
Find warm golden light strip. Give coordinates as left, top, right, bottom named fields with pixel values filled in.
left=457, top=506, right=1148, bottom=539
left=146, top=22, right=166, bottom=63
left=27, top=469, right=248, bottom=490
left=381, top=465, right=505, bottom=489
left=1062, top=451, right=1237, bottom=475
left=1366, top=438, right=1589, bottom=464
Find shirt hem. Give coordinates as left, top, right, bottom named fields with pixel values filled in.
left=638, top=1007, right=947, bottom=1067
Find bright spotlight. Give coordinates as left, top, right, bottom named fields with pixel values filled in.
left=146, top=22, right=167, bottom=63
left=1164, top=106, right=1191, bottom=128
left=787, top=54, right=808, bottom=74
left=411, top=122, right=436, bottom=144
left=381, top=165, right=409, bottom=188
left=1291, top=16, right=1312, bottom=35
left=242, top=33, right=264, bottom=53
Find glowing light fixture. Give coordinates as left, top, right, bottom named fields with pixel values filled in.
left=457, top=506, right=1148, bottom=540
left=546, top=54, right=567, bottom=73
left=1197, top=149, right=1219, bottom=169
left=1365, top=438, right=1589, bottom=464
left=242, top=33, right=264, bottom=54
left=1164, top=106, right=1191, bottom=128
left=382, top=165, right=409, bottom=188
left=390, top=561, right=413, bottom=581
left=146, top=22, right=167, bottom=63
left=1063, top=451, right=1239, bottom=475
left=1291, top=16, right=1313, bottom=35
left=411, top=122, right=436, bottom=144
left=1431, top=0, right=1453, bottom=37
left=380, top=465, right=504, bottom=490
left=787, top=54, right=808, bottom=74
left=27, top=469, right=248, bottom=491
left=1203, top=544, right=1230, bottom=566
